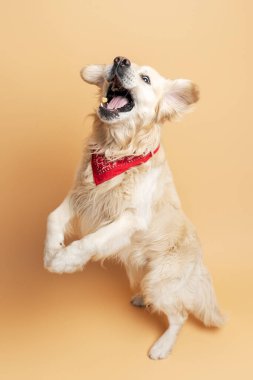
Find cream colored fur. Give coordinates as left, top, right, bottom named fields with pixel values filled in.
left=44, top=60, right=225, bottom=360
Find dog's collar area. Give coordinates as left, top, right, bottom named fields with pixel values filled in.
left=91, top=145, right=160, bottom=185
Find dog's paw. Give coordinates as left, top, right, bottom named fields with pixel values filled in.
left=148, top=341, right=171, bottom=360
left=47, top=252, right=82, bottom=273
left=46, top=240, right=90, bottom=274
left=44, top=246, right=64, bottom=269
left=130, top=295, right=146, bottom=308
left=44, top=236, right=65, bottom=267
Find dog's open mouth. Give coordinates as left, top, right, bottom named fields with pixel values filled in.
left=99, top=80, right=135, bottom=119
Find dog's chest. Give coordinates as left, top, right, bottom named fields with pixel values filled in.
left=71, top=160, right=162, bottom=234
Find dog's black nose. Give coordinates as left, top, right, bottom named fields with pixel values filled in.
left=113, top=56, right=131, bottom=67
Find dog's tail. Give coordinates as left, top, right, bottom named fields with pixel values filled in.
left=190, top=264, right=226, bottom=328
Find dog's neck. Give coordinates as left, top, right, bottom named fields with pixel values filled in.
left=88, top=117, right=161, bottom=160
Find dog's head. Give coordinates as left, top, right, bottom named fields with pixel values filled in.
left=80, top=56, right=199, bottom=127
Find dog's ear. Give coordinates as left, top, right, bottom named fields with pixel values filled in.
left=80, top=65, right=105, bottom=86
left=158, top=79, right=199, bottom=122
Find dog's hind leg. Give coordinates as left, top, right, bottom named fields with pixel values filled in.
left=142, top=258, right=190, bottom=359
left=148, top=311, right=187, bottom=360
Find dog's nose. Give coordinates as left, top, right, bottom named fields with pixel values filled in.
left=113, top=56, right=131, bottom=67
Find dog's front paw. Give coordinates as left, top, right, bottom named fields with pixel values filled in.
left=47, top=252, right=81, bottom=273
left=44, top=236, right=65, bottom=268
left=46, top=240, right=92, bottom=274
left=44, top=245, right=64, bottom=269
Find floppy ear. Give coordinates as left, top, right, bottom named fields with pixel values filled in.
left=158, top=79, right=199, bottom=122
left=80, top=64, right=105, bottom=86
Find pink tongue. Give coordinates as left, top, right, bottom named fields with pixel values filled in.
left=107, top=96, right=128, bottom=110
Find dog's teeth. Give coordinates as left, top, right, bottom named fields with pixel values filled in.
left=102, top=97, right=108, bottom=103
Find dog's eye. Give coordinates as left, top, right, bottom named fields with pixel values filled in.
left=141, top=75, right=151, bottom=85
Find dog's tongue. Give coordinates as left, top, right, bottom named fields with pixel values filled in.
left=107, top=96, right=128, bottom=110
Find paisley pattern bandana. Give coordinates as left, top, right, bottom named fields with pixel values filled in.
left=91, top=145, right=160, bottom=185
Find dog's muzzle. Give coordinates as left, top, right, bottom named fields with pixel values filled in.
left=98, top=56, right=135, bottom=120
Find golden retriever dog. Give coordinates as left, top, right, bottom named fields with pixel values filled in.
left=44, top=56, right=225, bottom=359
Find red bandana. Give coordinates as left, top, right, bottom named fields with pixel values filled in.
left=91, top=146, right=160, bottom=185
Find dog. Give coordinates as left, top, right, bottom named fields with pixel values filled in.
left=44, top=56, right=225, bottom=359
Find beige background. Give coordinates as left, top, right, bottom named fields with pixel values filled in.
left=1, top=0, right=253, bottom=379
